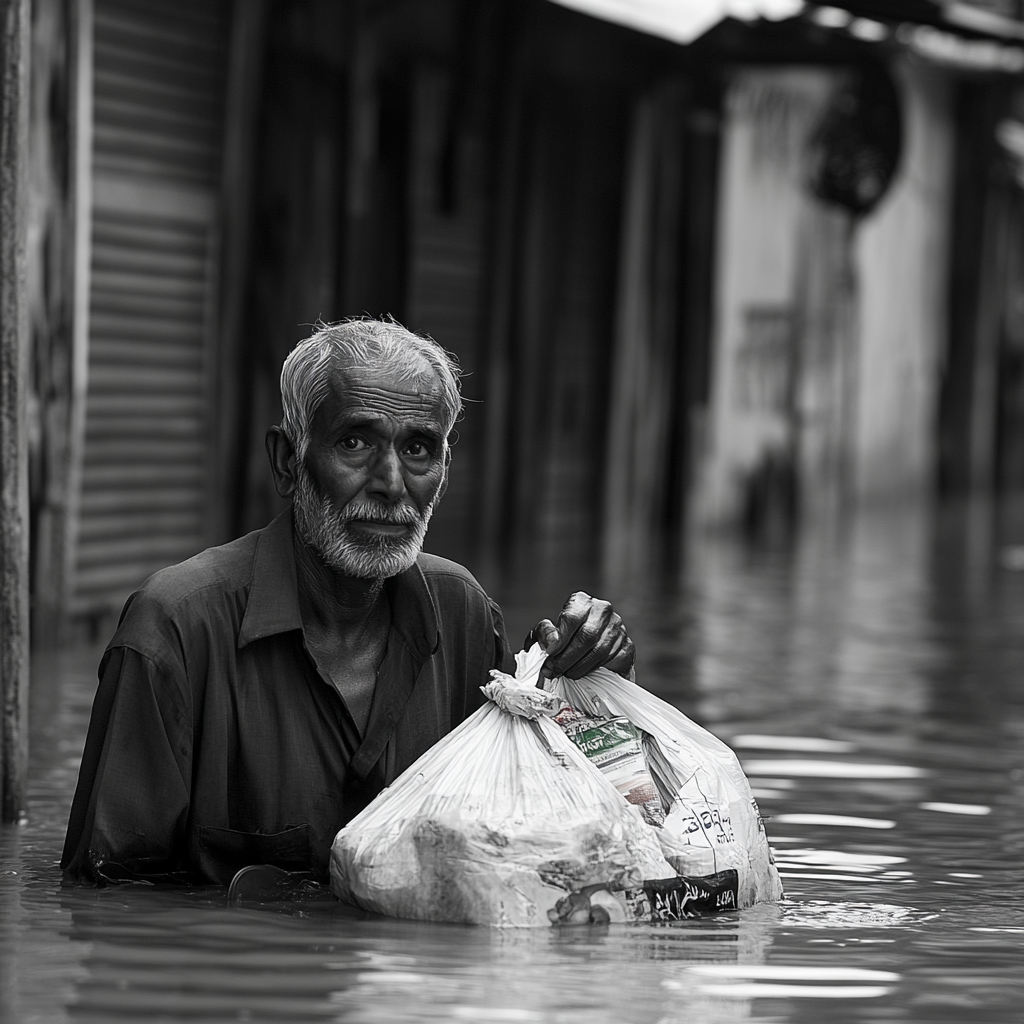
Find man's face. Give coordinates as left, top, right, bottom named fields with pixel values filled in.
left=292, top=357, right=451, bottom=579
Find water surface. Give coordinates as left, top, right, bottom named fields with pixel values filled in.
left=3, top=500, right=1023, bottom=1022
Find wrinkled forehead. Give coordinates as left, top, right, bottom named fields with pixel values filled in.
left=318, top=351, right=452, bottom=426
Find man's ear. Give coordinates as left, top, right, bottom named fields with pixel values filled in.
left=266, top=426, right=298, bottom=498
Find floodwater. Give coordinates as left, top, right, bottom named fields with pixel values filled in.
left=3, top=498, right=1024, bottom=1023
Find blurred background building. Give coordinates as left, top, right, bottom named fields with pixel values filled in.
left=20, top=0, right=1024, bottom=637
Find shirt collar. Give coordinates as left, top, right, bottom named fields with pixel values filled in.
left=238, top=507, right=439, bottom=659
left=238, top=509, right=303, bottom=647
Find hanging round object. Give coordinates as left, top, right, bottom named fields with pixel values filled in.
left=806, top=63, right=902, bottom=216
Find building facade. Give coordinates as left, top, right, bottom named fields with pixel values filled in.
left=21, top=0, right=1024, bottom=635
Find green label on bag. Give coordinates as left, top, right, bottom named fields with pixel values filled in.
left=569, top=718, right=639, bottom=757
left=567, top=718, right=659, bottom=809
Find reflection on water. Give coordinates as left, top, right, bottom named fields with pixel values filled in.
left=3, top=498, right=1024, bottom=1022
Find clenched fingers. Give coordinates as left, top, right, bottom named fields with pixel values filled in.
left=528, top=592, right=634, bottom=680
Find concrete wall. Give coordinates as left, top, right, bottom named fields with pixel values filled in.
left=696, top=67, right=837, bottom=527
left=696, top=59, right=955, bottom=531
left=854, top=59, right=954, bottom=504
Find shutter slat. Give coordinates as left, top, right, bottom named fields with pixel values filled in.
left=90, top=310, right=206, bottom=333
left=78, top=510, right=205, bottom=542
left=93, top=156, right=218, bottom=189
left=82, top=464, right=205, bottom=488
left=81, top=488, right=203, bottom=513
left=91, top=269, right=206, bottom=298
left=77, top=536, right=206, bottom=571
left=86, top=393, right=203, bottom=415
left=86, top=366, right=203, bottom=393
left=92, top=247, right=208, bottom=276
left=83, top=438, right=206, bottom=464
left=85, top=414, right=203, bottom=438
left=95, top=6, right=224, bottom=55
left=94, top=123, right=219, bottom=164
left=73, top=560, right=191, bottom=603
left=92, top=216, right=207, bottom=249
left=94, top=69, right=222, bottom=116
left=99, top=0, right=223, bottom=29
left=89, top=339, right=204, bottom=369
left=95, top=95, right=219, bottom=135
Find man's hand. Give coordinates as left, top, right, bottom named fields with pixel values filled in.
left=525, top=592, right=635, bottom=681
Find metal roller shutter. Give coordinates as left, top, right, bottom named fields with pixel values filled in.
left=73, top=0, right=230, bottom=615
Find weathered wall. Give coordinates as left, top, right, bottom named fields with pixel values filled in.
left=695, top=67, right=837, bottom=530
left=854, top=58, right=954, bottom=504
left=696, top=59, right=955, bottom=533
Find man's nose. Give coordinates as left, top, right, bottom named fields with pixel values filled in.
left=366, top=446, right=406, bottom=501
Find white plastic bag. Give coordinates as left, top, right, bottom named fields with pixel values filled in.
left=542, top=654, right=783, bottom=908
left=330, top=653, right=675, bottom=927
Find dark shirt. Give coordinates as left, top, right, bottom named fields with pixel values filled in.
left=61, top=510, right=514, bottom=886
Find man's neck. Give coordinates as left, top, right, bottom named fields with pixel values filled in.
left=292, top=532, right=387, bottom=638
left=292, top=531, right=393, bottom=735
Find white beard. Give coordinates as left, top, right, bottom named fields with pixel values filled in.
left=292, top=466, right=434, bottom=579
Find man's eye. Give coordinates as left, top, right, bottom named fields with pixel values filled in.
left=403, top=440, right=432, bottom=458
left=339, top=436, right=369, bottom=451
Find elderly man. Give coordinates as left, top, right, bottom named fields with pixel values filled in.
left=62, top=319, right=633, bottom=886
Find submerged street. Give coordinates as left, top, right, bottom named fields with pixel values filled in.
left=2, top=496, right=1022, bottom=1023
left=4, top=1, right=1024, bottom=1021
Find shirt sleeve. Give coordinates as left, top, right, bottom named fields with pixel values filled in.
left=61, top=645, right=193, bottom=885
left=488, top=597, right=517, bottom=674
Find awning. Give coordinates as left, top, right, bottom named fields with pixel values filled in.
left=546, top=0, right=1024, bottom=46
left=545, top=0, right=805, bottom=46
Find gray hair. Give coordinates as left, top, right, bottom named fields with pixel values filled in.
left=280, top=318, right=463, bottom=461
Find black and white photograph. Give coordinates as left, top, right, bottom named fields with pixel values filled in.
left=1, top=0, right=1023, bottom=1021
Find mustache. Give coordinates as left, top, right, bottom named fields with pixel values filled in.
left=336, top=501, right=424, bottom=526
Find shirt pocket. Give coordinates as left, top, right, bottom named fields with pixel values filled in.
left=195, top=823, right=311, bottom=886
